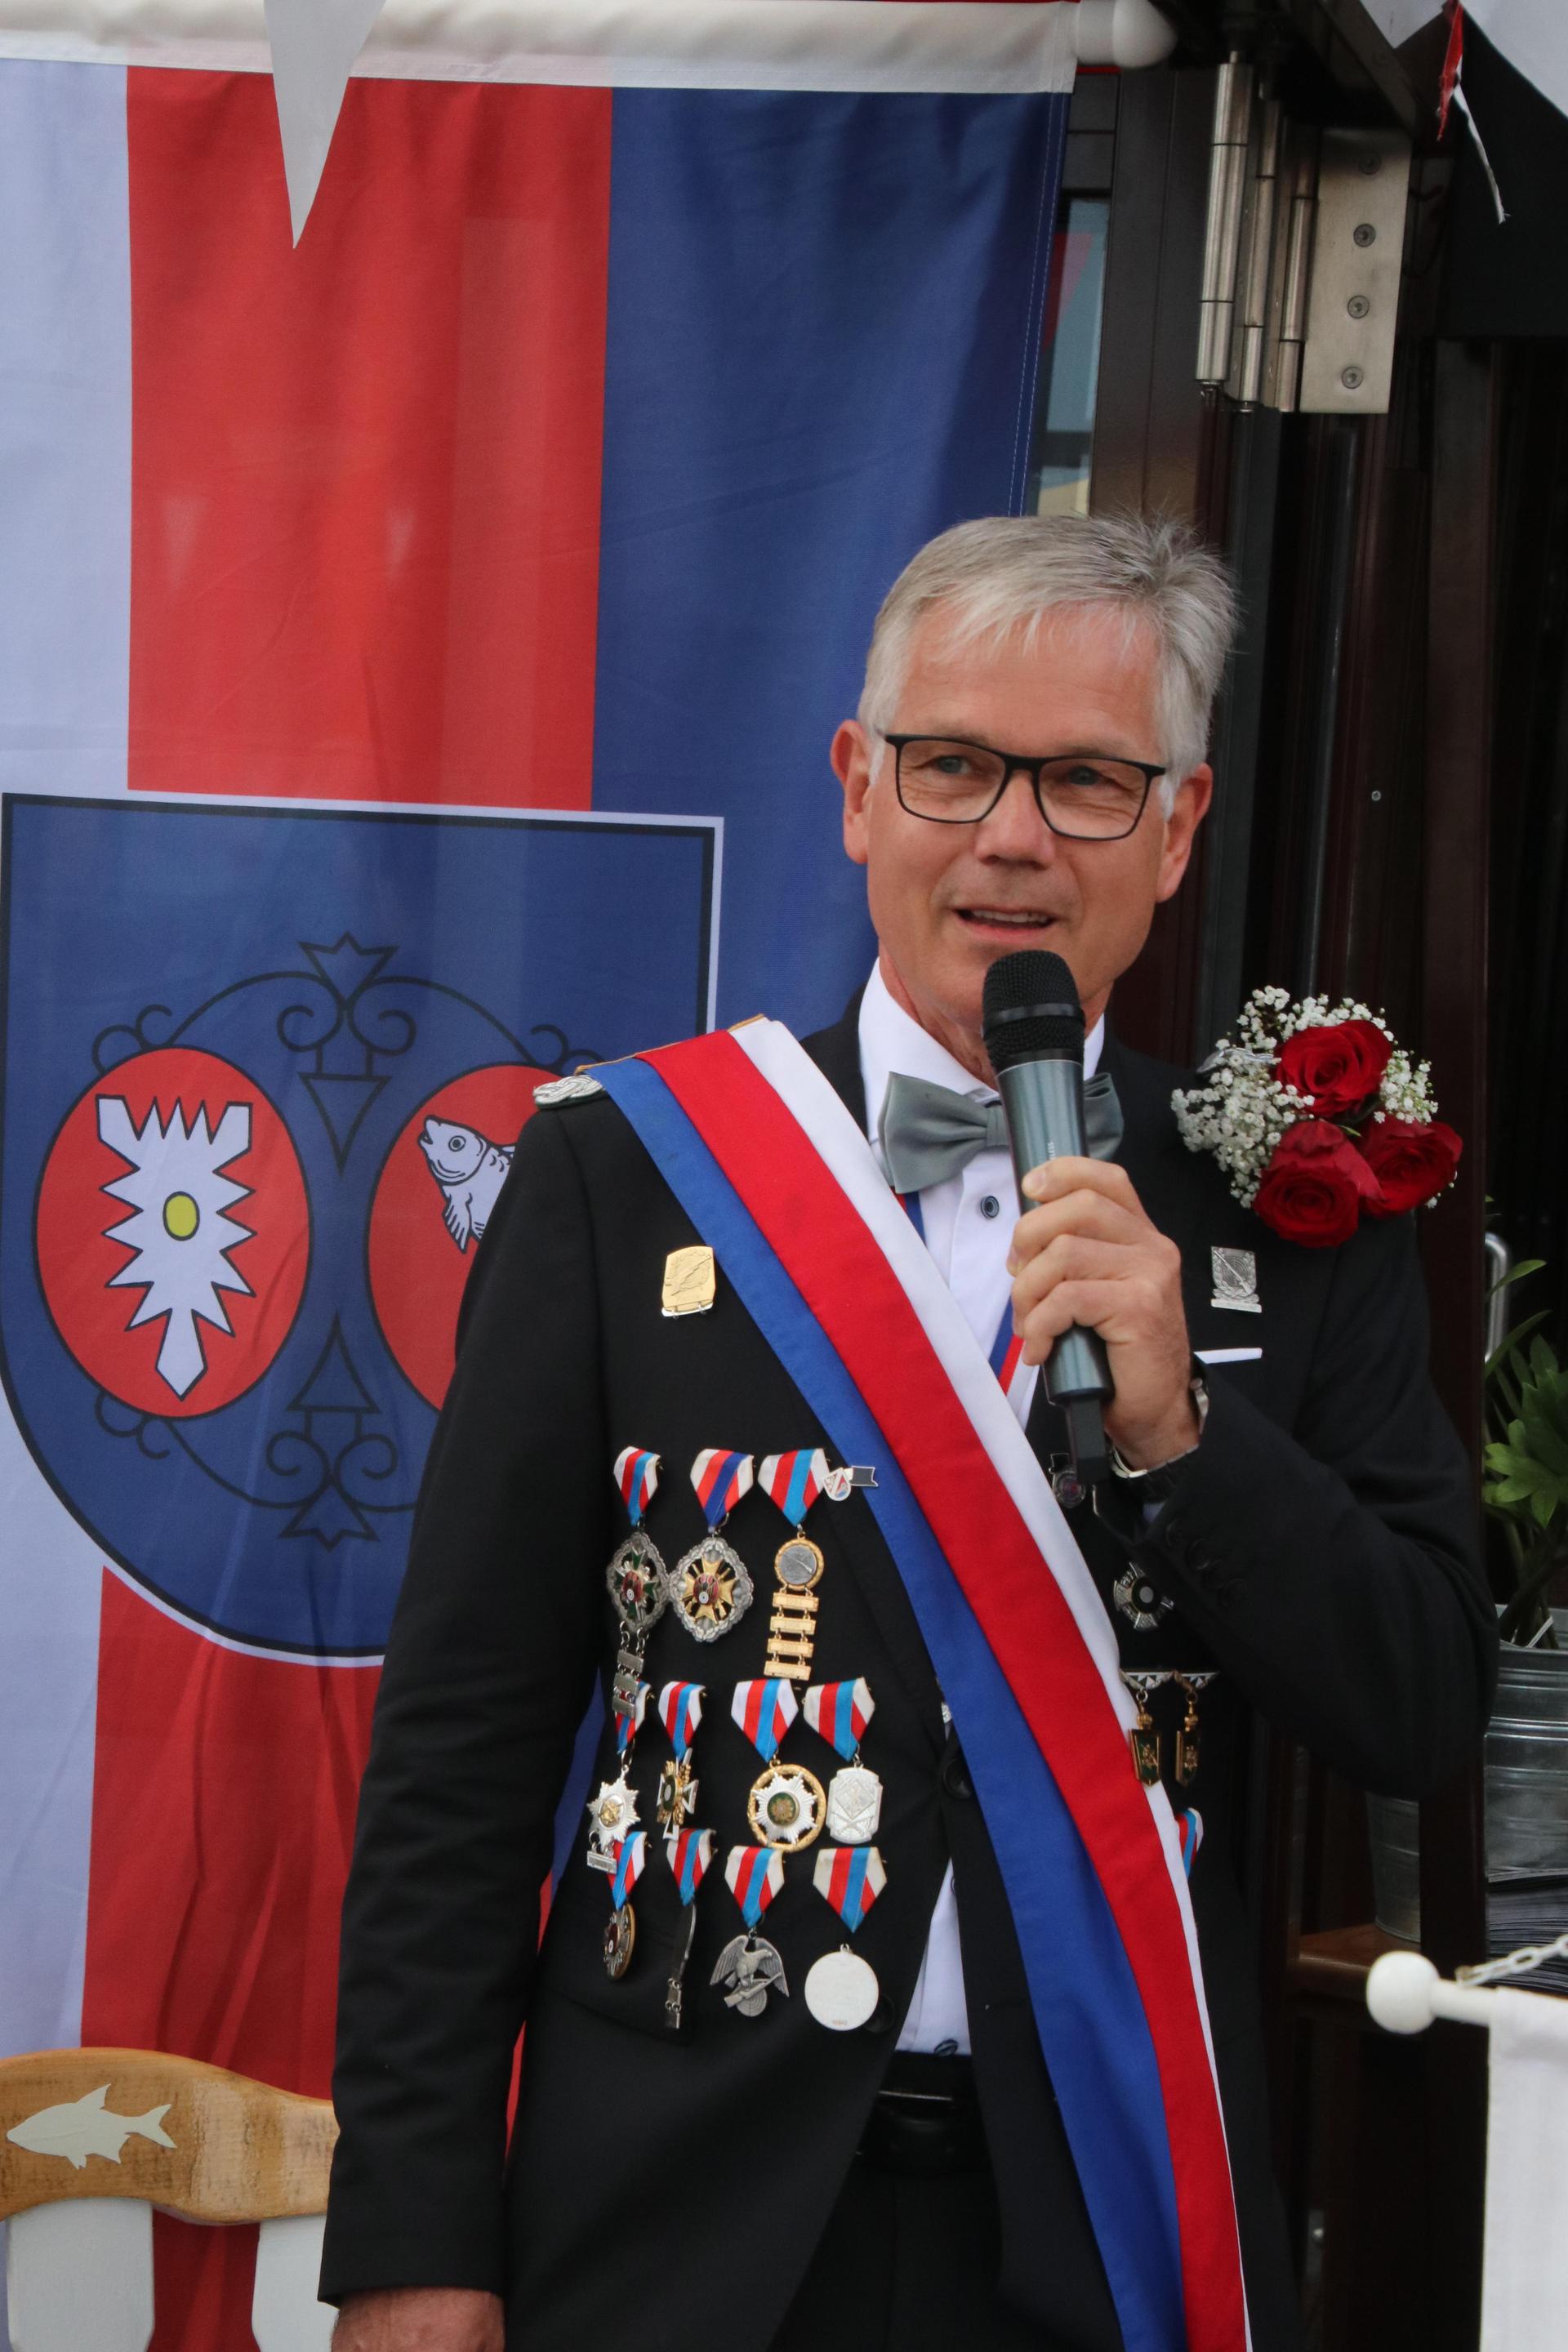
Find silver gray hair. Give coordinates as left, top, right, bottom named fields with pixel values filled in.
left=858, top=513, right=1238, bottom=811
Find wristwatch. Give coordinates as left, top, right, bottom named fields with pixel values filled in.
left=1106, top=1371, right=1209, bottom=1499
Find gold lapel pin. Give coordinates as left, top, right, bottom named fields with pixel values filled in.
left=662, top=1245, right=716, bottom=1317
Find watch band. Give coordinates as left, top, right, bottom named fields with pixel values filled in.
left=1107, top=1372, right=1209, bottom=1485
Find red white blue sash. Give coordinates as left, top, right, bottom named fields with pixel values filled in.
left=591, top=1022, right=1247, bottom=2352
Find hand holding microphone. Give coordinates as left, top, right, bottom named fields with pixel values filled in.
left=981, top=951, right=1200, bottom=1486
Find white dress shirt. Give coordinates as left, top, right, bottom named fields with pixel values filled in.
left=856, top=963, right=1103, bottom=2055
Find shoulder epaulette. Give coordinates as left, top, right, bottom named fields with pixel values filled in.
left=532, top=1071, right=604, bottom=1107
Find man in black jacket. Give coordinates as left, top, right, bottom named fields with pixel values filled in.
left=324, top=514, right=1495, bottom=2352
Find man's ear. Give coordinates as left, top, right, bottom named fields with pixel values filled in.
left=834, top=720, right=875, bottom=868
left=1154, top=764, right=1214, bottom=904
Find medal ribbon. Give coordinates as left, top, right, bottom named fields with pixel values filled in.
left=1178, top=1809, right=1204, bottom=1879
left=803, top=1677, right=874, bottom=1761
left=812, top=1844, right=887, bottom=1935
left=666, top=1825, right=715, bottom=1904
left=613, top=1446, right=662, bottom=1526
left=610, top=1831, right=647, bottom=1911
left=724, top=1843, right=785, bottom=1930
left=658, top=1680, right=705, bottom=1759
left=690, top=1447, right=755, bottom=1527
left=731, top=1677, right=798, bottom=1762
left=758, top=1446, right=829, bottom=1527
left=616, top=1682, right=649, bottom=1754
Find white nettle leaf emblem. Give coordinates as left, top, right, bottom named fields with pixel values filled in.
left=96, top=1095, right=254, bottom=1396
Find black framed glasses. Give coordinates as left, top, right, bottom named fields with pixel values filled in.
left=881, top=734, right=1166, bottom=841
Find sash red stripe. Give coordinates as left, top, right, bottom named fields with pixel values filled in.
left=648, top=1031, right=1243, bottom=2350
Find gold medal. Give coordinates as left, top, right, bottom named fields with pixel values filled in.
left=656, top=1755, right=700, bottom=1833
left=1121, top=1671, right=1170, bottom=1788
left=603, top=1903, right=636, bottom=1980
left=747, top=1761, right=826, bottom=1851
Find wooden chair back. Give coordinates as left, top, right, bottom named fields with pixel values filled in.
left=0, top=2047, right=339, bottom=2352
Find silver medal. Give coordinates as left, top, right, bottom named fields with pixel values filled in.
left=711, top=1932, right=788, bottom=2016
left=668, top=1536, right=754, bottom=1642
left=607, top=1537, right=668, bottom=1634
left=826, top=1765, right=882, bottom=1845
left=804, top=1947, right=880, bottom=2032
left=586, top=1771, right=639, bottom=1865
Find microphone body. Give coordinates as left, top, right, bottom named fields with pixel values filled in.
left=982, top=951, right=1114, bottom=1488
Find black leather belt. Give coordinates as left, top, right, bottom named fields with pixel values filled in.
left=858, top=2051, right=988, bottom=2177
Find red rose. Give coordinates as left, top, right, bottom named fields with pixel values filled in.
left=1356, top=1116, right=1463, bottom=1216
left=1276, top=1018, right=1392, bottom=1117
left=1254, top=1119, right=1382, bottom=1248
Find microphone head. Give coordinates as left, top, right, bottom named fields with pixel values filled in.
left=981, top=950, right=1084, bottom=1072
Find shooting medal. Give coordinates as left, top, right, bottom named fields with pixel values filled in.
left=758, top=1449, right=831, bottom=1682
left=804, top=1845, right=887, bottom=2031
left=603, top=1831, right=647, bottom=1980
left=670, top=1450, right=755, bottom=1642
left=662, top=1824, right=715, bottom=2030
left=586, top=1678, right=648, bottom=1871
left=607, top=1449, right=668, bottom=1713
left=803, top=1678, right=880, bottom=1845
left=713, top=1846, right=789, bottom=2016
left=747, top=1763, right=826, bottom=1851
left=656, top=1680, right=705, bottom=1833
left=1121, top=1671, right=1172, bottom=1787
left=1173, top=1672, right=1216, bottom=1786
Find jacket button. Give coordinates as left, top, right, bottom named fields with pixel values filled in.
left=941, top=1745, right=975, bottom=1802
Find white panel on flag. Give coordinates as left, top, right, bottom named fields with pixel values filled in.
left=252, top=2213, right=335, bottom=2352
left=7, top=2198, right=154, bottom=2352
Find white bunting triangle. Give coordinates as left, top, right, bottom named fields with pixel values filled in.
left=264, top=0, right=388, bottom=243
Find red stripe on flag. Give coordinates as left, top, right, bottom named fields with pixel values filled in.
left=648, top=1032, right=1244, bottom=2351
left=81, top=1572, right=380, bottom=2350
left=127, top=71, right=611, bottom=808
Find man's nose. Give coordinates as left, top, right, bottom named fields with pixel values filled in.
left=973, top=767, right=1057, bottom=859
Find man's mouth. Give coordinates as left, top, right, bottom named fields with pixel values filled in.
left=954, top=907, right=1055, bottom=932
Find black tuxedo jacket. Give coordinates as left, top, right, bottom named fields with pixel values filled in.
left=322, top=1005, right=1496, bottom=2350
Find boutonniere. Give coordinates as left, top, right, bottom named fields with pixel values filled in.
left=1172, top=988, right=1463, bottom=1248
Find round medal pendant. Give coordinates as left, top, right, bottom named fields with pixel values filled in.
left=669, top=1537, right=754, bottom=1642
left=1113, top=1565, right=1174, bottom=1633
left=773, top=1535, right=825, bottom=1591
left=747, top=1762, right=826, bottom=1851
left=607, top=1537, right=669, bottom=1633
left=804, top=1946, right=879, bottom=2032
left=603, top=1902, right=636, bottom=1980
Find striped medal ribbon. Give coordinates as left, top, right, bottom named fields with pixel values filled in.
left=805, top=1845, right=887, bottom=2031
left=615, top=1682, right=648, bottom=1757
left=656, top=1680, right=705, bottom=1833
left=757, top=1447, right=831, bottom=1683
left=804, top=1677, right=882, bottom=1844
left=670, top=1451, right=756, bottom=1645
left=730, top=1677, right=798, bottom=1762
left=662, top=1821, right=715, bottom=2034
left=607, top=1446, right=667, bottom=1721
left=713, top=1846, right=789, bottom=2016
left=603, top=1830, right=648, bottom=1982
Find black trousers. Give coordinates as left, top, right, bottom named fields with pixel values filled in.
left=768, top=2145, right=1045, bottom=2352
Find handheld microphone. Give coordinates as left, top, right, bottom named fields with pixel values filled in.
left=981, top=949, right=1113, bottom=1487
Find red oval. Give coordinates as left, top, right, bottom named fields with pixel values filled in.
left=37, top=1047, right=309, bottom=1419
left=368, top=1064, right=550, bottom=1410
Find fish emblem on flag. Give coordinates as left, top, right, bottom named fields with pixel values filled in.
left=0, top=795, right=715, bottom=1656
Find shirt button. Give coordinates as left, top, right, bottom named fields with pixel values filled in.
left=979, top=1194, right=1001, bottom=1220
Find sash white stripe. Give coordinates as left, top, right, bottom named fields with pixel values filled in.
left=733, top=1018, right=1244, bottom=2268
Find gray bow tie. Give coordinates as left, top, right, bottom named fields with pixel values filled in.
left=878, top=1068, right=1124, bottom=1196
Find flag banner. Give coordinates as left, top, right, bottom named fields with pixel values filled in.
left=0, top=47, right=1067, bottom=2343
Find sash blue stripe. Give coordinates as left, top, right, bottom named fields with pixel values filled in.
left=596, top=1054, right=1187, bottom=2352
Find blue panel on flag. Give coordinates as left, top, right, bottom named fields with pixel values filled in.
left=594, top=91, right=1066, bottom=1034
left=0, top=795, right=715, bottom=1655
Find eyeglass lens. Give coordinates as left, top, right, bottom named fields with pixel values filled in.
left=895, top=739, right=1151, bottom=839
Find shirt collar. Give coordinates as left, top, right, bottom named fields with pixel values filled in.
left=856, top=961, right=1103, bottom=1153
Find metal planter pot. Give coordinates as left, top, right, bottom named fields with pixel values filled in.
left=1367, top=1613, right=1568, bottom=1986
